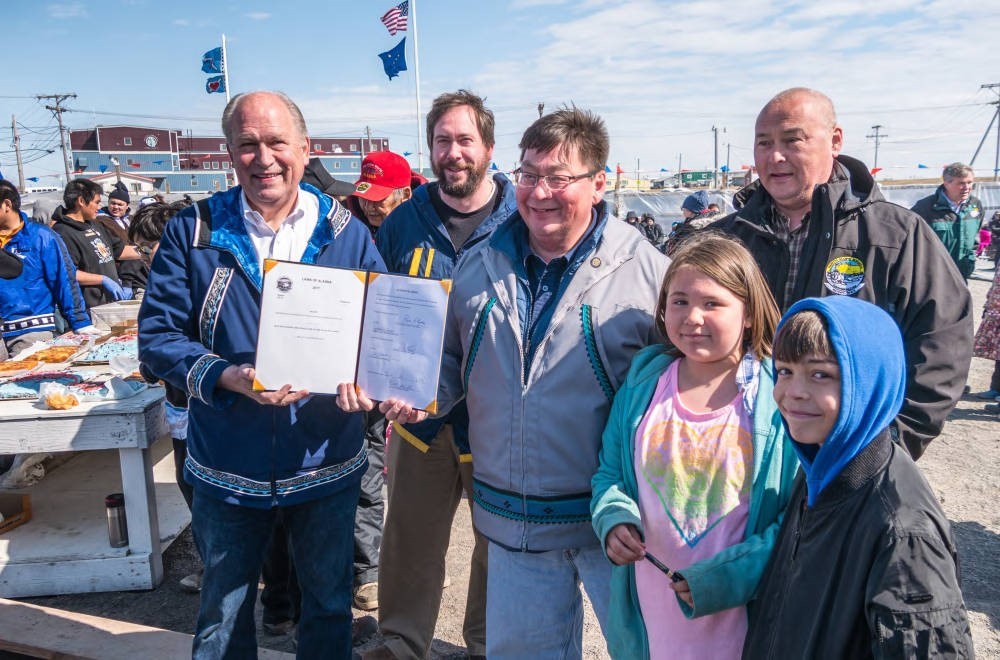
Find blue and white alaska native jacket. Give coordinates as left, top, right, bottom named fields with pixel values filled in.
left=138, top=184, right=386, bottom=508
left=0, top=215, right=90, bottom=339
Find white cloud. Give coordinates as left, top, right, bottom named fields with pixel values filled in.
left=246, top=11, right=271, bottom=20
left=46, top=2, right=87, bottom=19
left=172, top=18, right=190, bottom=26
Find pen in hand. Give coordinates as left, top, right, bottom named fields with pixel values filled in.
left=645, top=551, right=685, bottom=583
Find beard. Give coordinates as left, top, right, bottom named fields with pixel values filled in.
left=432, top=155, right=489, bottom=199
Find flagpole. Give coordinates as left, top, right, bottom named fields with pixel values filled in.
left=411, top=0, right=423, bottom=174
left=221, top=33, right=231, bottom=103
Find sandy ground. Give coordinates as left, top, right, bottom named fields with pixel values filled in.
left=15, top=260, right=1000, bottom=659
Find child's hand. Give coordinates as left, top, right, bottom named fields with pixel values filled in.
left=669, top=578, right=693, bottom=607
left=606, top=524, right=644, bottom=565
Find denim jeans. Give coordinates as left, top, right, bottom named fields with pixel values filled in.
left=485, top=541, right=612, bottom=660
left=191, top=482, right=359, bottom=660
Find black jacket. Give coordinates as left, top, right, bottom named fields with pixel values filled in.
left=712, top=155, right=973, bottom=459
left=51, top=206, right=125, bottom=309
left=744, top=432, right=973, bottom=659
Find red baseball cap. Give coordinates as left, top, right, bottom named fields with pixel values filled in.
left=353, top=151, right=411, bottom=202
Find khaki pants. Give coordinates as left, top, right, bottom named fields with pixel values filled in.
left=379, top=425, right=487, bottom=659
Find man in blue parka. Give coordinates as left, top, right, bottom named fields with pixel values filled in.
left=138, top=91, right=385, bottom=659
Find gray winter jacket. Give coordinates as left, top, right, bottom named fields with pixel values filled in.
left=437, top=204, right=669, bottom=551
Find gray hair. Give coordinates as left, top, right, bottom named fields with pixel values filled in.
left=761, top=87, right=838, bottom=131
left=942, top=162, right=974, bottom=181
left=221, top=91, right=308, bottom=144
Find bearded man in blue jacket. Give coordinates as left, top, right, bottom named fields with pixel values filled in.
left=138, top=91, right=385, bottom=659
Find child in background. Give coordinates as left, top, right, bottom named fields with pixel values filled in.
left=743, top=296, right=973, bottom=658
left=591, top=234, right=799, bottom=659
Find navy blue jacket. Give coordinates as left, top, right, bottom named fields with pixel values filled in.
left=138, top=184, right=385, bottom=508
left=0, top=217, right=90, bottom=339
left=374, top=174, right=517, bottom=456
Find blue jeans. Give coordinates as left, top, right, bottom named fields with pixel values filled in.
left=486, top=542, right=612, bottom=660
left=191, top=483, right=359, bottom=659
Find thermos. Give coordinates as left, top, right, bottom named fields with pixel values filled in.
left=105, top=493, right=129, bottom=548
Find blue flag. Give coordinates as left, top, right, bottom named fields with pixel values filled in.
left=202, top=47, right=223, bottom=74
left=99, top=165, right=108, bottom=173
left=378, top=38, right=407, bottom=80
left=604, top=165, right=612, bottom=173
left=917, top=163, right=929, bottom=169
left=27, top=176, right=39, bottom=182
left=206, top=75, right=227, bottom=94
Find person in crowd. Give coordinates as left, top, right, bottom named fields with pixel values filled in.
left=743, top=296, right=974, bottom=658
left=351, top=90, right=513, bottom=660
left=975, top=266, right=1000, bottom=411
left=51, top=178, right=140, bottom=308
left=591, top=234, right=798, bottom=659
left=640, top=213, right=664, bottom=246
left=0, top=179, right=93, bottom=355
left=98, top=182, right=132, bottom=230
left=138, top=90, right=385, bottom=658
left=988, top=211, right=1000, bottom=268
left=707, top=203, right=722, bottom=214
left=712, top=87, right=972, bottom=460
left=910, top=163, right=984, bottom=282
left=665, top=191, right=722, bottom=255
left=131, top=200, right=203, bottom=592
left=96, top=182, right=146, bottom=291
left=342, top=106, right=669, bottom=659
left=300, top=157, right=356, bottom=204
left=349, top=150, right=415, bottom=234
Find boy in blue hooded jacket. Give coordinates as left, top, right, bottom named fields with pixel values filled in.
left=743, top=296, right=973, bottom=658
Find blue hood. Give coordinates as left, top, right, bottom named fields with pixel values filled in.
left=778, top=296, right=906, bottom=505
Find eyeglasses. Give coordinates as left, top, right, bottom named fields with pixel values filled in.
left=513, top=169, right=597, bottom=191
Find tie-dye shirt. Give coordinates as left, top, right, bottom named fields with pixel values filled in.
left=633, top=359, right=753, bottom=660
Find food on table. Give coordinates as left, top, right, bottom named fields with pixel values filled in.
left=32, top=345, right=81, bottom=363
left=0, top=358, right=39, bottom=376
left=44, top=390, right=79, bottom=409
left=0, top=371, right=83, bottom=400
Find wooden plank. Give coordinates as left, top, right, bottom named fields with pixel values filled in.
left=0, top=554, right=159, bottom=597
left=0, top=599, right=296, bottom=660
left=0, top=388, right=166, bottom=454
left=118, top=446, right=163, bottom=583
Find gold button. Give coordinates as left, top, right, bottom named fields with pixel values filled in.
left=590, top=257, right=602, bottom=268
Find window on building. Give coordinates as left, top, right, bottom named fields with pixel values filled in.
left=314, top=144, right=322, bottom=151
left=350, top=144, right=357, bottom=152
left=203, top=162, right=211, bottom=170
left=212, top=161, right=219, bottom=169
left=333, top=162, right=341, bottom=169
left=222, top=161, right=231, bottom=169
left=219, top=143, right=226, bottom=151
left=190, top=176, right=199, bottom=188
left=353, top=160, right=360, bottom=169
left=123, top=137, right=132, bottom=146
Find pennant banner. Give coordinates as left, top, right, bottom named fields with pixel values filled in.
left=378, top=38, right=407, bottom=80
left=381, top=1, right=409, bottom=36
left=206, top=75, right=227, bottom=94
left=202, top=47, right=223, bottom=74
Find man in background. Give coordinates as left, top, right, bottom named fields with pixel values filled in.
left=910, top=162, right=984, bottom=281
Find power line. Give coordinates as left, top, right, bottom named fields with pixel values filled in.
left=37, top=93, right=76, bottom=182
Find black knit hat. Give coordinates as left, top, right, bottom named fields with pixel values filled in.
left=109, top=182, right=130, bottom=204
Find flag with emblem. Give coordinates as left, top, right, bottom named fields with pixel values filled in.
left=378, top=38, right=407, bottom=80
left=380, top=1, right=409, bottom=35
left=201, top=47, right=223, bottom=74
left=206, top=75, right=226, bottom=94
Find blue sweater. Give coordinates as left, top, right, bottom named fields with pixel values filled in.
left=138, top=184, right=386, bottom=508
left=591, top=344, right=799, bottom=660
left=0, top=217, right=89, bottom=338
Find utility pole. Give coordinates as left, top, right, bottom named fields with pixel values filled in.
left=37, top=93, right=76, bottom=183
left=712, top=126, right=719, bottom=188
left=12, top=116, right=26, bottom=193
left=362, top=125, right=373, bottom=159
left=866, top=124, right=887, bottom=172
left=972, top=84, right=1000, bottom=181
left=725, top=143, right=732, bottom=188
left=677, top=154, right=682, bottom=188
left=537, top=102, right=544, bottom=119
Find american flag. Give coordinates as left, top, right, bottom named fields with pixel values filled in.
left=380, top=1, right=409, bottom=36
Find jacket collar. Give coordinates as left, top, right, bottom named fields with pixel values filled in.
left=408, top=173, right=517, bottom=249
left=197, top=182, right=349, bottom=290
left=811, top=429, right=893, bottom=507
left=733, top=154, right=883, bottom=225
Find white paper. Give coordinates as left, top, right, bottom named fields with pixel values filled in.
left=255, top=260, right=366, bottom=394
left=356, top=273, right=450, bottom=412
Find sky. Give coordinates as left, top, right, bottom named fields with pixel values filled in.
left=4, top=0, right=1000, bottom=185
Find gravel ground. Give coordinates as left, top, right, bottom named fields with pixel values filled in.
left=15, top=260, right=1000, bottom=659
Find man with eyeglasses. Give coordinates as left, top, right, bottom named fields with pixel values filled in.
left=341, top=107, right=668, bottom=658
left=356, top=90, right=515, bottom=660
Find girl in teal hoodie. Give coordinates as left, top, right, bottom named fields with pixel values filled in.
left=591, top=234, right=799, bottom=659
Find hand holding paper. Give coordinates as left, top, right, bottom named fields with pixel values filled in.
left=219, top=363, right=310, bottom=406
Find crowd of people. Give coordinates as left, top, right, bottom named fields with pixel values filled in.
left=0, top=82, right=991, bottom=659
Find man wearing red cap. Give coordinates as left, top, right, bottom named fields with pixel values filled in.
left=352, top=151, right=415, bottom=231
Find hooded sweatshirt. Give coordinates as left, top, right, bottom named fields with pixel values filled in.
left=778, top=296, right=905, bottom=505
left=743, top=296, right=973, bottom=659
